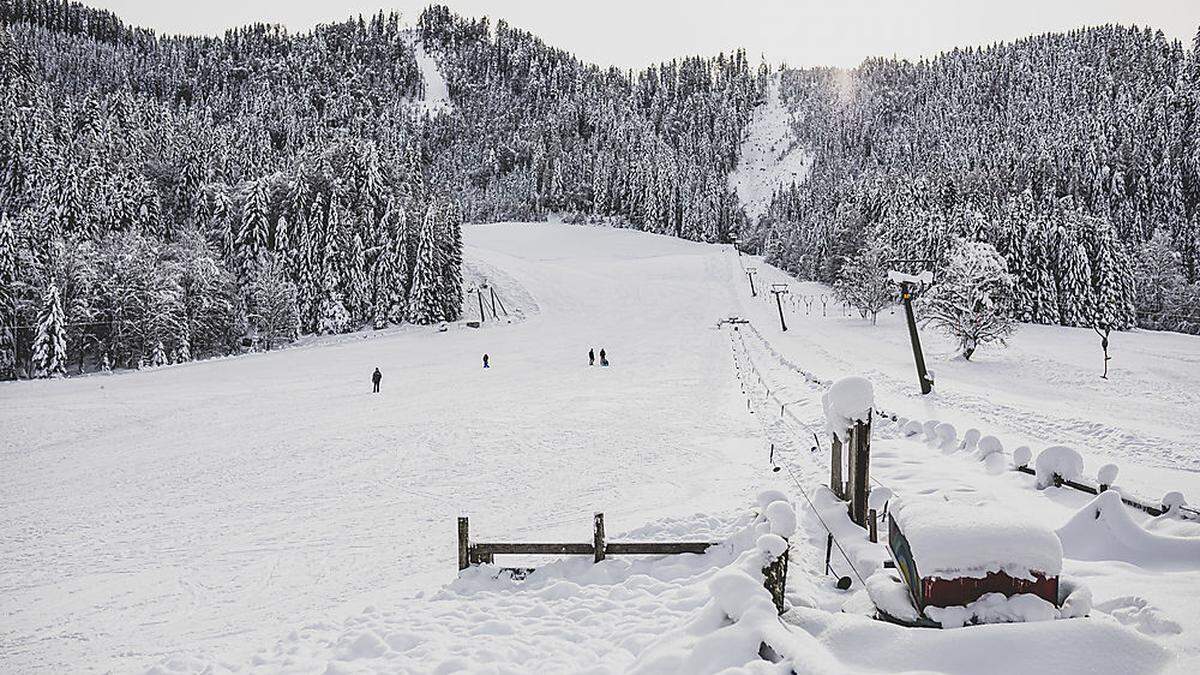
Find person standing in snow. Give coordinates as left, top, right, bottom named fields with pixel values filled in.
left=483, top=354, right=490, bottom=368
left=589, top=348, right=595, bottom=366
left=372, top=367, right=382, bottom=393
left=599, top=348, right=608, bottom=367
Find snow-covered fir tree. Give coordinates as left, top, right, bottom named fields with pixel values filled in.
left=32, top=282, right=67, bottom=378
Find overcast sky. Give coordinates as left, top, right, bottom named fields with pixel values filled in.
left=88, top=1, right=1200, bottom=69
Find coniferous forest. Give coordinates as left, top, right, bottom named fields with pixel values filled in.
left=1, top=1, right=1198, bottom=379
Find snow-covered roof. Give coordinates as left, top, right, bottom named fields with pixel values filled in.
left=891, top=498, right=1063, bottom=579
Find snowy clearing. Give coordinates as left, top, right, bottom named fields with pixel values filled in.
left=728, top=76, right=813, bottom=222
left=3, top=225, right=1199, bottom=674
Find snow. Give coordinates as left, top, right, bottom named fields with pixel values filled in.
left=890, top=498, right=1064, bottom=579
left=1097, top=463, right=1120, bottom=486
left=1035, top=445, right=1086, bottom=489
left=409, top=35, right=452, bottom=114
left=1056, top=491, right=1200, bottom=571
left=1013, top=445, right=1033, bottom=468
left=887, top=269, right=934, bottom=286
left=821, top=375, right=874, bottom=435
left=4, top=226, right=1200, bottom=673
left=728, top=75, right=813, bottom=221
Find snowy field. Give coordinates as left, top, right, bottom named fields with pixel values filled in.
left=3, top=223, right=1200, bottom=674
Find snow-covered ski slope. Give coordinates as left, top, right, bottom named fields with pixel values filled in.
left=3, top=224, right=1199, bottom=674
left=728, top=76, right=813, bottom=221
left=0, top=224, right=769, bottom=673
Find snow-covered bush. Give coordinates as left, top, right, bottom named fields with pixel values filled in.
left=919, top=238, right=1016, bottom=360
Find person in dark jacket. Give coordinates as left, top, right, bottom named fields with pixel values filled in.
left=599, top=348, right=608, bottom=367
left=589, top=348, right=595, bottom=366
left=483, top=353, right=490, bottom=368
left=372, top=367, right=382, bottom=393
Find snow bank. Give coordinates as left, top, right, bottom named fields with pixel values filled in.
left=865, top=570, right=921, bottom=622
left=1056, top=490, right=1200, bottom=570
left=822, top=376, right=874, bottom=436
left=925, top=592, right=1059, bottom=628
left=1034, top=446, right=1084, bottom=488
left=890, top=497, right=1063, bottom=579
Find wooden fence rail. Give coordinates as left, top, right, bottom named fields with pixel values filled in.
left=1014, top=464, right=1198, bottom=520
left=458, top=513, right=721, bottom=571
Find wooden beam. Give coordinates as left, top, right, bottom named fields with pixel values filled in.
left=473, top=542, right=595, bottom=555
left=604, top=542, right=717, bottom=555
left=457, top=517, right=469, bottom=571
left=594, top=512, right=606, bottom=563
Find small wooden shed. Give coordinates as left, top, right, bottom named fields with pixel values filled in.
left=887, top=499, right=1063, bottom=612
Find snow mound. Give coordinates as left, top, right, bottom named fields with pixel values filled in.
left=822, top=376, right=874, bottom=436
left=959, top=428, right=981, bottom=452
left=1034, top=445, right=1083, bottom=488
left=764, top=499, right=797, bottom=538
left=935, top=422, right=958, bottom=452
left=1056, top=490, right=1200, bottom=570
left=1097, top=463, right=1119, bottom=486
left=1161, top=491, right=1187, bottom=514
left=868, top=486, right=893, bottom=511
left=1013, top=445, right=1032, bottom=468
left=887, top=269, right=934, bottom=286
left=901, top=420, right=924, bottom=437
left=728, top=76, right=813, bottom=221
left=926, top=592, right=1059, bottom=629
left=976, top=435, right=1003, bottom=459
left=890, top=497, right=1063, bottom=579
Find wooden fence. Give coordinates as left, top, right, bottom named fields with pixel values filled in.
left=457, top=512, right=791, bottom=613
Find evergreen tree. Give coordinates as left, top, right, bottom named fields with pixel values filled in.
left=32, top=282, right=67, bottom=378
left=408, top=203, right=444, bottom=325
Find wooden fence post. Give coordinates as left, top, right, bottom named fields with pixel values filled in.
left=594, top=512, right=606, bottom=563
left=824, top=533, right=833, bottom=575
left=830, top=433, right=843, bottom=499
left=458, top=517, right=470, bottom=571
left=849, top=413, right=872, bottom=528
left=868, top=509, right=878, bottom=543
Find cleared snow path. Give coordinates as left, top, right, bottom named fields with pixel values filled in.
left=728, top=75, right=812, bottom=221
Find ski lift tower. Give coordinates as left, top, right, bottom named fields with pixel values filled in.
left=745, top=266, right=759, bottom=297
left=887, top=262, right=935, bottom=395
left=769, top=283, right=790, bottom=332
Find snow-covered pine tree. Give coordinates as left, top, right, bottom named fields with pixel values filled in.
left=440, top=198, right=463, bottom=321
left=408, top=202, right=445, bottom=325
left=32, top=282, right=68, bottom=378
left=0, top=212, right=16, bottom=379
left=919, top=238, right=1016, bottom=361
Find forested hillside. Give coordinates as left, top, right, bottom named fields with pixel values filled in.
left=756, top=26, right=1200, bottom=333
left=1, top=0, right=1198, bottom=380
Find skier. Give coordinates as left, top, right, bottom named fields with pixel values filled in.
left=483, top=353, right=490, bottom=368
left=599, top=348, right=608, bottom=367
left=371, top=367, right=382, bottom=393
left=589, top=348, right=595, bottom=366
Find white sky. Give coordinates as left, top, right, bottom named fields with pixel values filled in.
left=88, top=1, right=1199, bottom=69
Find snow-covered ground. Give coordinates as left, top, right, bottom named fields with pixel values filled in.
left=3, top=225, right=1199, bottom=674
left=728, top=76, right=813, bottom=221
left=411, top=36, right=453, bottom=114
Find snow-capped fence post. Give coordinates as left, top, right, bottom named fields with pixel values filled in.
left=593, top=512, right=606, bottom=563
left=457, top=517, right=470, bottom=571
